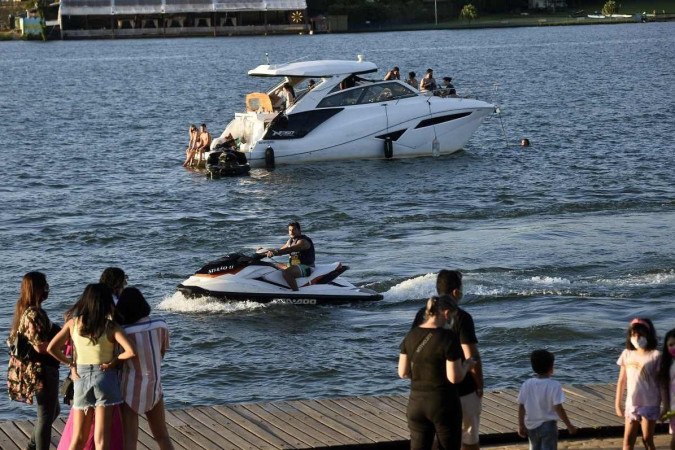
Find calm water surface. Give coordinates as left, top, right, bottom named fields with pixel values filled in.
left=0, top=23, right=674, bottom=419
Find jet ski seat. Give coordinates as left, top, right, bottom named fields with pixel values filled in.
left=261, top=262, right=341, bottom=288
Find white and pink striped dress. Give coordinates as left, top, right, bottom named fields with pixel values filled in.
left=120, top=317, right=169, bottom=414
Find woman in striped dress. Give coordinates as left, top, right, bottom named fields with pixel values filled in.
left=115, top=287, right=174, bottom=450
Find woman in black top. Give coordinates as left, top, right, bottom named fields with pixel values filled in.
left=398, top=296, right=475, bottom=450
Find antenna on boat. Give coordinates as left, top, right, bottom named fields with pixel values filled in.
left=265, top=53, right=269, bottom=65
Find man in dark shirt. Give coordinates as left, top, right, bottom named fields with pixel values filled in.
left=437, top=269, right=483, bottom=450
left=266, top=221, right=315, bottom=291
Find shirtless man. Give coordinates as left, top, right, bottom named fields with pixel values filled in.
left=194, top=123, right=212, bottom=165
left=419, top=68, right=437, bottom=93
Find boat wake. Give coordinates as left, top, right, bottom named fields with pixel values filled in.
left=157, top=292, right=269, bottom=314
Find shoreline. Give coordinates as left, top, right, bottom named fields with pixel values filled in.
left=0, top=14, right=673, bottom=41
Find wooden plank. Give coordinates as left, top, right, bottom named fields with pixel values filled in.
left=163, top=410, right=207, bottom=449
left=1, top=422, right=31, bottom=449
left=240, top=402, right=330, bottom=448
left=480, top=396, right=519, bottom=430
left=207, top=405, right=292, bottom=449
left=185, top=407, right=272, bottom=449
left=559, top=386, right=621, bottom=428
left=291, top=399, right=383, bottom=443
left=344, top=397, right=409, bottom=430
left=284, top=399, right=374, bottom=444
left=376, top=395, right=408, bottom=414
left=267, top=401, right=352, bottom=446
left=260, top=401, right=344, bottom=446
left=319, top=398, right=407, bottom=440
left=479, top=404, right=517, bottom=433
left=228, top=403, right=313, bottom=449
left=0, top=425, right=22, bottom=450
left=170, top=408, right=233, bottom=450
left=137, top=415, right=187, bottom=450
left=13, top=419, right=35, bottom=442
left=358, top=396, right=407, bottom=422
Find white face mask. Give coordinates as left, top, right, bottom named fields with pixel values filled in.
left=630, top=336, right=647, bottom=349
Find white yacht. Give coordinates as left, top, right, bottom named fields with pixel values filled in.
left=210, top=57, right=495, bottom=168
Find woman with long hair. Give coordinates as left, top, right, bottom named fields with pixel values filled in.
left=48, top=283, right=136, bottom=450
left=398, top=296, right=475, bottom=450
left=7, top=271, right=61, bottom=450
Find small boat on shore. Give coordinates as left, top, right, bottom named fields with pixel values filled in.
left=209, top=56, right=495, bottom=168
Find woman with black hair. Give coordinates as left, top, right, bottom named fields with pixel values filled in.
left=116, top=287, right=174, bottom=450
left=48, top=283, right=136, bottom=450
left=399, top=296, right=475, bottom=450
left=99, top=267, right=127, bottom=303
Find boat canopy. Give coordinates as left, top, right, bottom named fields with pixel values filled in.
left=248, top=60, right=378, bottom=78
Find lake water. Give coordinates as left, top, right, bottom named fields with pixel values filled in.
left=1, top=22, right=674, bottom=420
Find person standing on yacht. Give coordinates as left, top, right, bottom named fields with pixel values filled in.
left=406, top=71, right=419, bottom=89
left=419, top=68, right=437, bottom=93
left=279, top=83, right=296, bottom=110
left=266, top=221, right=315, bottom=291
left=384, top=66, right=400, bottom=80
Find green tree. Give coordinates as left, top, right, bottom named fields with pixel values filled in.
left=460, top=3, right=478, bottom=21
left=601, top=0, right=616, bottom=16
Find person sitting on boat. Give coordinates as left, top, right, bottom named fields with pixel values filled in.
left=194, top=123, right=212, bottom=165
left=182, top=124, right=198, bottom=167
left=384, top=66, right=400, bottom=80
left=278, top=83, right=296, bottom=110
left=437, top=77, right=457, bottom=97
left=340, top=74, right=360, bottom=90
left=419, top=68, right=437, bottom=93
left=405, top=71, right=418, bottom=89
left=266, top=221, right=315, bottom=291
left=307, top=79, right=316, bottom=90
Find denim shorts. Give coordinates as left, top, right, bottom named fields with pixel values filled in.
left=73, top=365, right=122, bottom=410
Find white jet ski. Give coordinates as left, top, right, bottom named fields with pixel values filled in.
left=177, top=252, right=383, bottom=304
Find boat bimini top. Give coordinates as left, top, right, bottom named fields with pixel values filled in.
left=248, top=58, right=378, bottom=78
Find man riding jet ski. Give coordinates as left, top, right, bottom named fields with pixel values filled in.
left=176, top=222, right=382, bottom=304
left=265, top=221, right=314, bottom=291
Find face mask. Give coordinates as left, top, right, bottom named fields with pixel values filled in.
left=669, top=347, right=675, bottom=358
left=630, top=336, right=647, bottom=349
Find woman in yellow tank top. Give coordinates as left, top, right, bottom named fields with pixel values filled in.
left=48, top=283, right=136, bottom=450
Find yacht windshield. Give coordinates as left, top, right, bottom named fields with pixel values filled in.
left=317, top=82, right=416, bottom=108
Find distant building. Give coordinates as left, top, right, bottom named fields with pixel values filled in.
left=529, top=0, right=567, bottom=10
left=56, top=0, right=307, bottom=38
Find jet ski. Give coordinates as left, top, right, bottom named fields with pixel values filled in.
left=177, top=252, right=383, bottom=304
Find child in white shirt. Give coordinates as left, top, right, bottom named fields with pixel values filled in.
left=518, top=349, right=577, bottom=450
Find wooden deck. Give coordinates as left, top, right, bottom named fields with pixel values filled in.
left=0, top=383, right=659, bottom=450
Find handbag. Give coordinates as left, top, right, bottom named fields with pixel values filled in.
left=60, top=375, right=74, bottom=405
left=7, top=333, right=35, bottom=363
